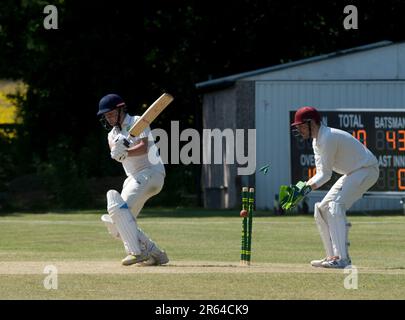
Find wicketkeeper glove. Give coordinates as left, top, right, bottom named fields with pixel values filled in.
left=279, top=181, right=311, bottom=211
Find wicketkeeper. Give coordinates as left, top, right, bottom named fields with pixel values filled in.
left=97, top=93, right=168, bottom=266
left=280, top=106, right=379, bottom=268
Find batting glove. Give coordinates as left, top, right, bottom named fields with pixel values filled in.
left=111, top=145, right=128, bottom=162
left=114, top=134, right=131, bottom=149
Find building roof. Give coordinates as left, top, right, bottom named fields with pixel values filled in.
left=195, top=40, right=394, bottom=91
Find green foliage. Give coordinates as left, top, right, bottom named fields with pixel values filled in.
left=0, top=133, right=16, bottom=192
left=148, top=165, right=200, bottom=207
left=34, top=141, right=93, bottom=209
left=1, top=0, right=405, bottom=210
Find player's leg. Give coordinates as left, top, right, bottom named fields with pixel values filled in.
left=309, top=176, right=344, bottom=267
left=317, top=176, right=351, bottom=268
left=106, top=190, right=149, bottom=265
left=324, top=201, right=351, bottom=268
left=121, top=170, right=164, bottom=217
left=322, top=166, right=379, bottom=268
left=311, top=202, right=334, bottom=267
left=136, top=226, right=169, bottom=266
left=101, top=214, right=120, bottom=240
left=101, top=213, right=168, bottom=265
left=101, top=215, right=166, bottom=265
left=121, top=169, right=168, bottom=265
left=127, top=189, right=169, bottom=266
left=338, top=165, right=380, bottom=209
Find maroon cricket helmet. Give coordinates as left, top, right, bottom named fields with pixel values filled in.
left=291, top=106, right=321, bottom=126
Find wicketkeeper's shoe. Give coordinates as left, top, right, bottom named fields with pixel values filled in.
left=321, top=257, right=352, bottom=269
left=310, top=258, right=329, bottom=268
left=121, top=253, right=149, bottom=266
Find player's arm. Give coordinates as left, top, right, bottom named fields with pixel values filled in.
left=107, top=131, right=113, bottom=150
left=126, top=137, right=148, bottom=157
left=307, top=153, right=333, bottom=190
left=109, top=132, right=131, bottom=162
left=307, top=138, right=337, bottom=189
left=306, top=181, right=317, bottom=190
left=110, top=123, right=150, bottom=161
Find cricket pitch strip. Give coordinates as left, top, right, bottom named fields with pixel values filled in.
left=0, top=261, right=404, bottom=275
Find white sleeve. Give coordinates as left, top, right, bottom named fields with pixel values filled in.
left=126, top=126, right=150, bottom=146
left=107, top=131, right=114, bottom=145
left=108, top=127, right=120, bottom=145
left=308, top=137, right=337, bottom=188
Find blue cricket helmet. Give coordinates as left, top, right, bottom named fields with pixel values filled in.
left=97, top=94, right=126, bottom=116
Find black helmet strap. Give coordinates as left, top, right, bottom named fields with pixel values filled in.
left=99, top=116, right=112, bottom=130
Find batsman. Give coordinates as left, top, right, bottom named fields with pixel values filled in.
left=280, top=106, right=379, bottom=268
left=97, top=93, right=168, bottom=266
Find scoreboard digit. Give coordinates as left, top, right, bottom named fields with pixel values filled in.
left=290, top=110, right=405, bottom=192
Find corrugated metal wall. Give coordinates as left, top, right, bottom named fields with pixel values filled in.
left=255, top=80, right=405, bottom=212
left=202, top=82, right=255, bottom=209
left=202, top=86, right=236, bottom=208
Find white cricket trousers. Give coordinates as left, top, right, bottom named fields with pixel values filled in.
left=320, top=165, right=379, bottom=209
left=121, top=168, right=165, bottom=217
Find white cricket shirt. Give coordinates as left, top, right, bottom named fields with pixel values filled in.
left=308, top=124, right=378, bottom=188
left=108, top=114, right=165, bottom=177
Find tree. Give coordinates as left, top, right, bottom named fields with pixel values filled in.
left=0, top=0, right=404, bottom=209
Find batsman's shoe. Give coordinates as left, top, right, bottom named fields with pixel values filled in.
left=139, top=249, right=169, bottom=266
left=121, top=253, right=149, bottom=266
left=310, top=258, right=329, bottom=268
left=321, top=258, right=352, bottom=269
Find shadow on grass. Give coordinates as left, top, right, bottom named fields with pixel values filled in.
left=0, top=207, right=275, bottom=218
left=0, top=211, right=26, bottom=217
left=1, top=206, right=403, bottom=218
left=141, top=208, right=276, bottom=218
left=346, top=210, right=405, bottom=217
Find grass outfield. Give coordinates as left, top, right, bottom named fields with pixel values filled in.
left=0, top=209, right=404, bottom=299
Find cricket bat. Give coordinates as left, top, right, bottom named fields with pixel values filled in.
left=122, top=93, right=174, bottom=147
left=129, top=93, right=174, bottom=137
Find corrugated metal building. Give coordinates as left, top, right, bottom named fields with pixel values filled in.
left=196, top=41, right=405, bottom=211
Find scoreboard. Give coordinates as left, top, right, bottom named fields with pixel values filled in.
left=290, top=110, right=405, bottom=193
